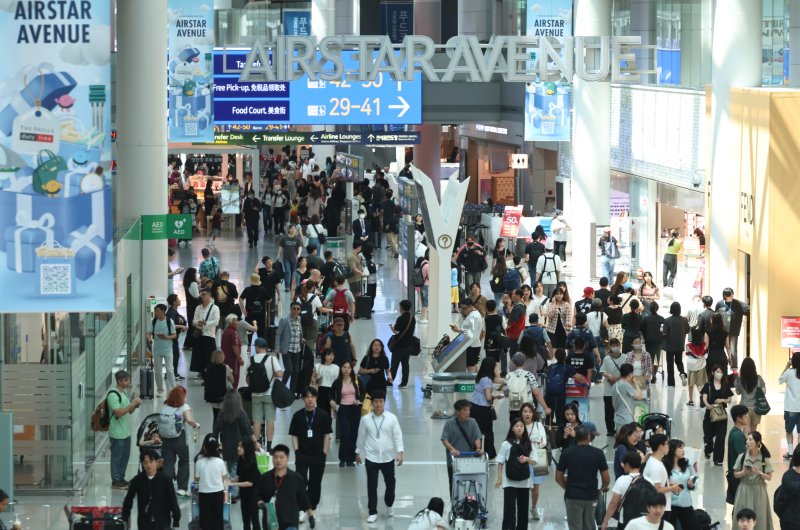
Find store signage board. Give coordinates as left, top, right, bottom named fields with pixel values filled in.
left=782, top=316, right=800, bottom=348
left=213, top=48, right=422, bottom=125
left=336, top=151, right=365, bottom=182
left=381, top=2, right=414, bottom=44
left=201, top=131, right=421, bottom=145
left=500, top=206, right=523, bottom=238
left=0, top=0, right=114, bottom=312
left=142, top=214, right=194, bottom=240
left=283, top=10, right=311, bottom=36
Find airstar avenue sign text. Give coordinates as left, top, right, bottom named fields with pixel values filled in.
left=228, top=35, right=653, bottom=84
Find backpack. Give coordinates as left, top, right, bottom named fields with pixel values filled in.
left=412, top=261, right=427, bottom=287
left=247, top=354, right=271, bottom=393
left=542, top=255, right=557, bottom=277
left=620, top=475, right=658, bottom=525
left=157, top=407, right=184, bottom=439
left=151, top=317, right=174, bottom=338
left=505, top=442, right=531, bottom=481
left=503, top=267, right=521, bottom=291
left=547, top=363, right=567, bottom=394
left=507, top=371, right=533, bottom=410
left=332, top=288, right=350, bottom=317
left=299, top=294, right=317, bottom=326
left=490, top=272, right=505, bottom=294
left=91, top=390, right=121, bottom=432
left=333, top=261, right=351, bottom=280
left=774, top=484, right=790, bottom=517
left=215, top=283, right=229, bottom=304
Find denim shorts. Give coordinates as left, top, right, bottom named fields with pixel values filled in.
left=784, top=411, right=800, bottom=433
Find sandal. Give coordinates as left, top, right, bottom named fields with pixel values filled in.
left=686, top=401, right=694, bottom=407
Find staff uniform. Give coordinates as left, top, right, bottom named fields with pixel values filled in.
left=356, top=410, right=405, bottom=517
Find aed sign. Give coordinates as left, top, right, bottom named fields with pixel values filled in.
left=142, top=214, right=193, bottom=240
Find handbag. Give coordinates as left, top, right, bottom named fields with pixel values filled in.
left=532, top=446, right=549, bottom=477
left=192, top=305, right=213, bottom=338
left=263, top=501, right=279, bottom=530
left=754, top=386, right=771, bottom=416
left=269, top=361, right=295, bottom=409
left=32, top=149, right=67, bottom=194
left=489, top=404, right=497, bottom=421
left=361, top=393, right=373, bottom=416
left=709, top=404, right=728, bottom=422
left=311, top=223, right=327, bottom=244
left=410, top=336, right=421, bottom=356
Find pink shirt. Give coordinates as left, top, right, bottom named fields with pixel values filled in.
left=340, top=381, right=357, bottom=405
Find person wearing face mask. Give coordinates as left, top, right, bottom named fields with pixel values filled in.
left=701, top=365, right=733, bottom=465
left=612, top=362, right=643, bottom=432
left=601, top=338, right=624, bottom=436
left=623, top=337, right=653, bottom=390
left=243, top=190, right=262, bottom=248
left=352, top=209, right=370, bottom=243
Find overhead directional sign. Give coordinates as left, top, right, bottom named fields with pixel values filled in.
left=200, top=131, right=422, bottom=146
left=214, top=48, right=422, bottom=126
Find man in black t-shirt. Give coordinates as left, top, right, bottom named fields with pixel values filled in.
left=240, top=273, right=269, bottom=338
left=524, top=239, right=545, bottom=281
left=556, top=425, right=609, bottom=529
left=289, top=387, right=332, bottom=513
left=566, top=337, right=595, bottom=382
left=320, top=251, right=337, bottom=293
left=575, top=287, right=594, bottom=316
left=594, top=277, right=612, bottom=307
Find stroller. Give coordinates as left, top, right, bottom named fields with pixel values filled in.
left=136, top=412, right=163, bottom=461
left=639, top=412, right=672, bottom=442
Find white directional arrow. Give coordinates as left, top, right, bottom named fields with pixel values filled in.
left=310, top=134, right=319, bottom=142
left=367, top=134, right=375, bottom=142
left=252, top=135, right=261, bottom=142
left=388, top=96, right=410, bottom=118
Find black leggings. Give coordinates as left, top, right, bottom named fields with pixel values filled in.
left=670, top=505, right=699, bottom=530
left=703, top=414, right=727, bottom=463
left=502, top=487, right=529, bottom=530
left=470, top=404, right=496, bottom=459
left=240, top=487, right=262, bottom=530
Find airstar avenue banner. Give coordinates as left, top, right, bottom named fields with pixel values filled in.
left=0, top=0, right=114, bottom=312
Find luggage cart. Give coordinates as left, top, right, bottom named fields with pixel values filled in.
left=450, top=452, right=489, bottom=529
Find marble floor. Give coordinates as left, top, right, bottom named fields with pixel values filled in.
left=6, top=226, right=789, bottom=529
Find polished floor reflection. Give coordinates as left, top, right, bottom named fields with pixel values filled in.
left=8, top=228, right=787, bottom=529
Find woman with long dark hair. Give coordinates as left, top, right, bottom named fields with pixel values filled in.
left=612, top=422, right=642, bottom=478
left=495, top=419, right=534, bottom=530
left=203, top=178, right=215, bottom=233
left=182, top=267, right=200, bottom=349
left=663, top=438, right=700, bottom=530
left=706, top=313, right=730, bottom=378
left=701, top=364, right=733, bottom=465
left=520, top=402, right=547, bottom=520
left=212, top=390, right=258, bottom=498
left=733, top=431, right=774, bottom=530
left=408, top=497, right=447, bottom=530
left=556, top=401, right=583, bottom=450
left=358, top=338, right=392, bottom=394
left=489, top=258, right=509, bottom=304
left=543, top=287, right=573, bottom=349
left=736, top=357, right=766, bottom=433
left=230, top=438, right=262, bottom=530
left=193, top=434, right=228, bottom=530
left=470, top=357, right=501, bottom=459
left=329, top=360, right=363, bottom=467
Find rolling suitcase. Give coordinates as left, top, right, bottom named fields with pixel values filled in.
left=140, top=361, right=154, bottom=400
left=264, top=306, right=277, bottom=350
left=69, top=506, right=126, bottom=529
left=355, top=279, right=372, bottom=319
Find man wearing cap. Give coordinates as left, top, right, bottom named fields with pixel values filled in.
left=556, top=424, right=609, bottom=529
left=240, top=273, right=269, bottom=340
left=440, top=400, right=482, bottom=495
left=249, top=338, right=284, bottom=452
left=575, top=287, right=595, bottom=317
left=212, top=269, right=239, bottom=326
left=598, top=229, right=620, bottom=282
left=450, top=299, right=484, bottom=373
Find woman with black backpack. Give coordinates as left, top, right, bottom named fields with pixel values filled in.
left=495, top=418, right=534, bottom=530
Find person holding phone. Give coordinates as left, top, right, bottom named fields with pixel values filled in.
left=663, top=439, right=700, bottom=530
left=108, top=370, right=143, bottom=489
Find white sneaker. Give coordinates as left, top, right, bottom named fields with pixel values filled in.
left=419, top=319, right=428, bottom=324
left=176, top=489, right=190, bottom=497
left=367, top=514, right=378, bottom=523
left=680, top=373, right=688, bottom=387
left=386, top=507, right=394, bottom=517
left=299, top=511, right=307, bottom=523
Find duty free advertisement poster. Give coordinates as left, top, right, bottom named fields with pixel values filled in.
left=0, top=0, right=114, bottom=312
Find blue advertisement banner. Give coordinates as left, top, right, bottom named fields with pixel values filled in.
left=526, top=0, right=573, bottom=40
left=213, top=49, right=422, bottom=125
left=524, top=81, right=571, bottom=142
left=283, top=10, right=311, bottom=36
left=168, top=0, right=215, bottom=142
left=0, top=0, right=114, bottom=312
left=381, top=2, right=413, bottom=44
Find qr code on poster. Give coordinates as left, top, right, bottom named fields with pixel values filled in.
left=40, top=264, right=73, bottom=295
left=184, top=121, right=198, bottom=137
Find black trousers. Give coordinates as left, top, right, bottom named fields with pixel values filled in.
left=367, top=283, right=377, bottom=310
left=282, top=350, right=301, bottom=393
left=295, top=452, right=326, bottom=508
left=161, top=431, right=190, bottom=490
left=198, top=490, right=225, bottom=530
left=669, top=505, right=699, bottom=530
left=470, top=404, right=496, bottom=459
left=246, top=220, right=259, bottom=244
left=338, top=405, right=360, bottom=463
left=603, top=396, right=615, bottom=434
left=240, top=486, right=262, bottom=530
left=390, top=346, right=411, bottom=386
left=365, top=459, right=395, bottom=514
left=663, top=253, right=678, bottom=287
left=665, top=350, right=686, bottom=386
left=502, top=487, right=530, bottom=530
left=546, top=392, right=566, bottom=425
left=703, top=414, right=728, bottom=463
left=553, top=240, right=567, bottom=262
left=172, top=339, right=180, bottom=376
left=261, top=205, right=272, bottom=234
left=299, top=347, right=315, bottom=394
left=272, top=207, right=285, bottom=234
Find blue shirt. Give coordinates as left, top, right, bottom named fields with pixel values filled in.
left=470, top=377, right=494, bottom=406
left=451, top=267, right=459, bottom=288
left=151, top=318, right=174, bottom=356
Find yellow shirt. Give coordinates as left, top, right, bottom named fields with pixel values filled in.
left=664, top=239, right=683, bottom=255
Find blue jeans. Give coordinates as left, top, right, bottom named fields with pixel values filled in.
left=283, top=259, right=295, bottom=290
left=600, top=256, right=616, bottom=281
left=110, top=436, right=131, bottom=482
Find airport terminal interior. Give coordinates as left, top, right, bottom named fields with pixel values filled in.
left=3, top=0, right=800, bottom=529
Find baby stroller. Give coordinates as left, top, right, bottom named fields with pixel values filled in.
left=136, top=412, right=163, bottom=461
left=639, top=413, right=672, bottom=442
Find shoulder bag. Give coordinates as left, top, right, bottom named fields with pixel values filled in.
left=388, top=314, right=413, bottom=352
left=527, top=424, right=549, bottom=477
left=269, top=356, right=294, bottom=409
left=191, top=305, right=213, bottom=338
left=709, top=404, right=728, bottom=422
left=754, top=385, right=771, bottom=416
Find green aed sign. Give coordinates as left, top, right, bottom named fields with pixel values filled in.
left=141, top=214, right=193, bottom=240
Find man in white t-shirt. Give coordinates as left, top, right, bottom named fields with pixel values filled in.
left=601, top=449, right=643, bottom=530
left=450, top=299, right=484, bottom=372
left=642, top=434, right=681, bottom=514
left=248, top=338, right=284, bottom=453
left=624, top=492, right=675, bottom=530
left=535, top=244, right=562, bottom=297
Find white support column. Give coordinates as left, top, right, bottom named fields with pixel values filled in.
left=116, top=0, right=169, bottom=298
left=571, top=0, right=611, bottom=281
left=708, top=0, right=761, bottom=297
left=790, top=0, right=800, bottom=87
left=312, top=0, right=336, bottom=40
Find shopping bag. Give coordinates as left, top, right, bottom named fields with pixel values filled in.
left=256, top=450, right=270, bottom=474
left=532, top=447, right=549, bottom=477
left=263, top=501, right=279, bottom=530
left=32, top=149, right=67, bottom=195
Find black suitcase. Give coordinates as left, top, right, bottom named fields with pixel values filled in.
left=355, top=279, right=372, bottom=319
left=263, top=306, right=277, bottom=350
left=140, top=362, right=154, bottom=400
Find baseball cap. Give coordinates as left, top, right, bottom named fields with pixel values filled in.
left=583, top=287, right=594, bottom=297
left=254, top=338, right=268, bottom=349
left=220, top=269, right=230, bottom=276
left=583, top=421, right=601, bottom=438
left=249, top=273, right=261, bottom=285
